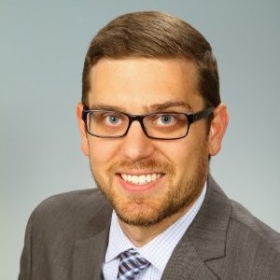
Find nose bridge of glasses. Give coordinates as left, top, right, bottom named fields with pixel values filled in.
left=126, top=114, right=149, bottom=136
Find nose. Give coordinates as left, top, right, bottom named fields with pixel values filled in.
left=120, top=120, right=155, bottom=161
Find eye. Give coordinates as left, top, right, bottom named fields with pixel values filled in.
left=107, top=115, right=119, bottom=124
left=160, top=115, right=173, bottom=124
left=153, top=114, right=178, bottom=126
left=102, top=112, right=125, bottom=126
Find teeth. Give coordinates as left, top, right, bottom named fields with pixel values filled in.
left=120, top=173, right=161, bottom=185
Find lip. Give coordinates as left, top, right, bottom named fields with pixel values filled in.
left=116, top=171, right=165, bottom=194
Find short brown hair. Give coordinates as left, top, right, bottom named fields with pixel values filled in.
left=82, top=11, right=220, bottom=107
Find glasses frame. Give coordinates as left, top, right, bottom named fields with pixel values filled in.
left=82, top=106, right=214, bottom=140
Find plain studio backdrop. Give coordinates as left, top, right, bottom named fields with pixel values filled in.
left=1, top=1, right=279, bottom=279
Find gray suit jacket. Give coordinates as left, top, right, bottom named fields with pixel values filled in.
left=18, top=175, right=280, bottom=279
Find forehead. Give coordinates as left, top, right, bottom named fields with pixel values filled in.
left=87, top=58, right=204, bottom=112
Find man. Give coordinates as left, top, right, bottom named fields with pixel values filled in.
left=19, top=11, right=280, bottom=280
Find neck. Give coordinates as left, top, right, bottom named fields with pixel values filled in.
left=118, top=206, right=189, bottom=247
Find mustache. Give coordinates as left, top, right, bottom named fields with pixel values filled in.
left=109, top=159, right=174, bottom=173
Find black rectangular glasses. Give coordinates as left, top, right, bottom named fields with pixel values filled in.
left=82, top=106, right=213, bottom=140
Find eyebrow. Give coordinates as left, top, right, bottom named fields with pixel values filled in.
left=88, top=104, right=127, bottom=111
left=147, top=101, right=193, bottom=112
left=88, top=100, right=193, bottom=113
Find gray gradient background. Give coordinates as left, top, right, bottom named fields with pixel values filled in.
left=1, top=1, right=280, bottom=279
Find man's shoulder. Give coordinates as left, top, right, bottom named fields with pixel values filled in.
left=33, top=188, right=109, bottom=215
left=203, top=177, right=280, bottom=278
left=208, top=176, right=280, bottom=248
left=28, top=188, right=112, bottom=237
left=19, top=189, right=112, bottom=278
left=229, top=199, right=280, bottom=251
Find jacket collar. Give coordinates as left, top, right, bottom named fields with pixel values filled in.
left=73, top=200, right=112, bottom=280
left=161, top=175, right=232, bottom=279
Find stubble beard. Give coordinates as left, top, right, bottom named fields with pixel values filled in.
left=90, top=143, right=209, bottom=227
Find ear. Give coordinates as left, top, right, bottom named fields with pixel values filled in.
left=76, top=102, right=90, bottom=156
left=208, top=103, right=229, bottom=156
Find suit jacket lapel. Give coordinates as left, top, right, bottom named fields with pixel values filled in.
left=73, top=202, right=112, bottom=280
left=162, top=175, right=232, bottom=280
left=161, top=234, right=219, bottom=280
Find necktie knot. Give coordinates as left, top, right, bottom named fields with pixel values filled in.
left=117, top=248, right=150, bottom=280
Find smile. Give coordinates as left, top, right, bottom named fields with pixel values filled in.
left=120, top=173, right=162, bottom=185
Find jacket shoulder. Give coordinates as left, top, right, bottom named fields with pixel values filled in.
left=204, top=177, right=280, bottom=279
left=33, top=188, right=108, bottom=214
left=230, top=199, right=280, bottom=250
left=19, top=189, right=112, bottom=279
left=29, top=188, right=112, bottom=238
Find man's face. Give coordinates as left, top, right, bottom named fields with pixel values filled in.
left=77, top=58, right=224, bottom=227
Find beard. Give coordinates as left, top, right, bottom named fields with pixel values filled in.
left=90, top=141, right=209, bottom=227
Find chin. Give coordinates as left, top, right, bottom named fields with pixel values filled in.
left=112, top=194, right=191, bottom=227
left=113, top=197, right=159, bottom=226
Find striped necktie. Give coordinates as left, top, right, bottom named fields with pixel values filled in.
left=117, top=248, right=150, bottom=280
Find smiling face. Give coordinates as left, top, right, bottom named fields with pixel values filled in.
left=77, top=58, right=227, bottom=228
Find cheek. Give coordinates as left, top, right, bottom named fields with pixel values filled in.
left=165, top=137, right=208, bottom=174
left=88, top=139, right=119, bottom=169
left=163, top=138, right=195, bottom=162
left=88, top=141, right=114, bottom=188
